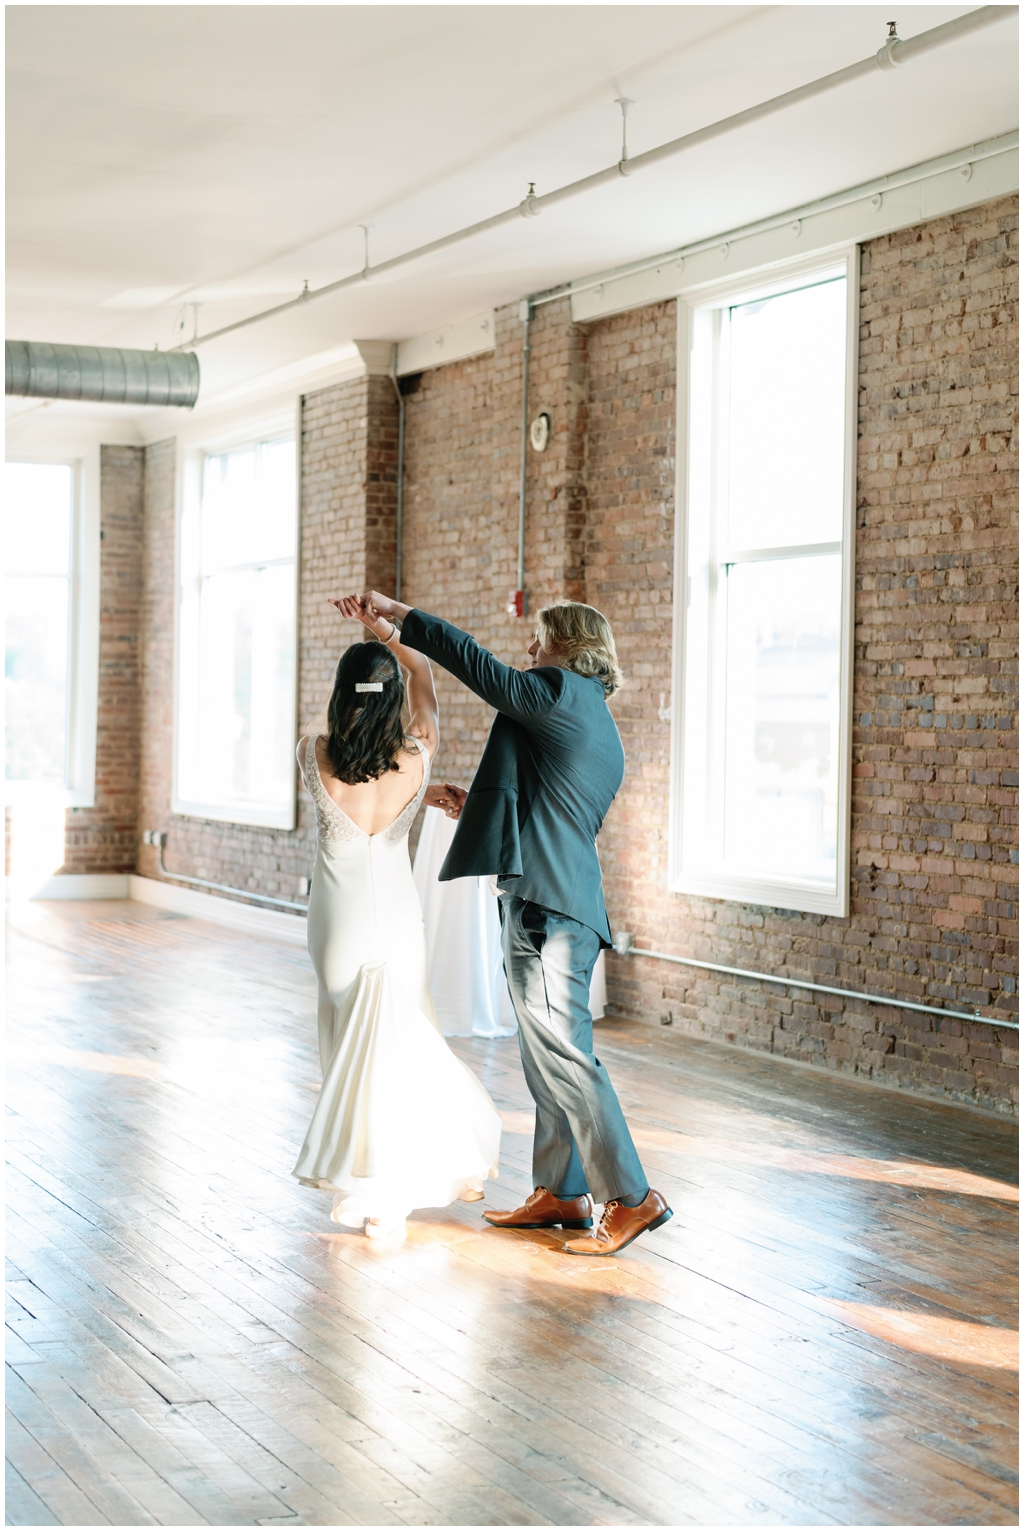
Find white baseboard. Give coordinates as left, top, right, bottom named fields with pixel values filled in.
left=127, top=874, right=308, bottom=945
left=6, top=873, right=130, bottom=901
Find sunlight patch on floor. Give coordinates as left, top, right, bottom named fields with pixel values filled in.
left=823, top=1299, right=1019, bottom=1369
left=499, top=1109, right=535, bottom=1135
left=309, top=1215, right=651, bottom=1296
left=631, top=1125, right=1018, bottom=1201
left=8, top=1042, right=166, bottom=1079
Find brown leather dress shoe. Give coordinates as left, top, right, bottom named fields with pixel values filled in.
left=483, top=1186, right=594, bottom=1230
left=562, top=1189, right=672, bottom=1256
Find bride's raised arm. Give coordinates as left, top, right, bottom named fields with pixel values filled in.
left=329, top=595, right=439, bottom=758
left=295, top=735, right=310, bottom=790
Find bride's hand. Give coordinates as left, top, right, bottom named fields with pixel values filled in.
left=330, top=595, right=379, bottom=630
left=423, top=783, right=468, bottom=820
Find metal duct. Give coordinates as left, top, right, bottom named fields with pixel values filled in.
left=6, top=340, right=200, bottom=408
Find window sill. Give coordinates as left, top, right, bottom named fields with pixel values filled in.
left=5, top=781, right=96, bottom=811
left=670, top=869, right=847, bottom=919
left=171, top=797, right=297, bottom=832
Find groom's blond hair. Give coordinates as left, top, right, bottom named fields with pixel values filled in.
left=536, top=602, right=622, bottom=698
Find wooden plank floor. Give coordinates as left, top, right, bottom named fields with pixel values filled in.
left=6, top=899, right=1018, bottom=1528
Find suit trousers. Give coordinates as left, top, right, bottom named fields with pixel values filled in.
left=499, top=895, right=647, bottom=1204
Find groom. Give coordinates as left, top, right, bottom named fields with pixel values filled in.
left=356, top=590, right=671, bottom=1257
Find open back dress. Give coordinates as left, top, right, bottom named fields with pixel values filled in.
left=292, top=734, right=501, bottom=1226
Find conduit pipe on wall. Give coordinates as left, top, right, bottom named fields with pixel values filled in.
left=514, top=301, right=532, bottom=615
left=389, top=343, right=406, bottom=602
left=173, top=6, right=1013, bottom=353
left=6, top=340, right=200, bottom=407
left=530, top=129, right=1018, bottom=314
left=612, top=938, right=1019, bottom=1032
left=148, top=833, right=309, bottom=912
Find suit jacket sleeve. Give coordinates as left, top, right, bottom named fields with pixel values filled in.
left=400, top=609, right=560, bottom=724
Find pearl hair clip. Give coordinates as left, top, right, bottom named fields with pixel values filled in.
left=355, top=682, right=384, bottom=692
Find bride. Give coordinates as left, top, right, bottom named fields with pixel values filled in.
left=292, top=595, right=501, bottom=1240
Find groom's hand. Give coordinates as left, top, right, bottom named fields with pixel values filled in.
left=441, top=783, right=468, bottom=820
left=360, top=590, right=399, bottom=622
left=423, top=783, right=468, bottom=820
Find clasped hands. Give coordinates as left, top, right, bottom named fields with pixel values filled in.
left=330, top=590, right=467, bottom=822
left=424, top=783, right=468, bottom=820
left=330, top=590, right=400, bottom=627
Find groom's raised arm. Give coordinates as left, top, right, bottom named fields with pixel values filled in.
left=400, top=609, right=559, bottom=724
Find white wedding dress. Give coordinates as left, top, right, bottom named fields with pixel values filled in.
left=293, top=735, right=501, bottom=1230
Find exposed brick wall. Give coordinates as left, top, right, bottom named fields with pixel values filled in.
left=852, top=193, right=1018, bottom=1097
left=401, top=325, right=517, bottom=800
left=397, top=203, right=1016, bottom=1114
left=591, top=197, right=1018, bottom=1115
left=582, top=300, right=684, bottom=1030
left=524, top=297, right=589, bottom=608
left=299, top=374, right=398, bottom=732
left=137, top=437, right=178, bottom=883
left=399, top=296, right=593, bottom=822
left=62, top=445, right=144, bottom=873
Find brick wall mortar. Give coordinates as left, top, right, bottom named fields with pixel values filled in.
left=62, top=444, right=145, bottom=872
left=398, top=297, right=593, bottom=853
left=402, top=307, right=515, bottom=803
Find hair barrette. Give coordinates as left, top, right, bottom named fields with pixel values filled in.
left=354, top=682, right=384, bottom=692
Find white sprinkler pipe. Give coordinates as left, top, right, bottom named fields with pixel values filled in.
left=175, top=7, right=1014, bottom=352
left=613, top=938, right=1019, bottom=1032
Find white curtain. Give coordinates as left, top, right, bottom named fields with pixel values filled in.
left=413, top=810, right=606, bottom=1038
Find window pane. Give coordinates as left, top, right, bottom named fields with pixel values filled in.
left=5, top=574, right=70, bottom=783
left=722, top=555, right=841, bottom=884
left=727, top=278, right=846, bottom=552
left=5, top=461, right=72, bottom=575
left=189, top=563, right=295, bottom=808
left=201, top=437, right=295, bottom=573
left=178, top=431, right=298, bottom=821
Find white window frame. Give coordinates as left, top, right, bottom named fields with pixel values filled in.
left=669, top=248, right=858, bottom=917
left=172, top=406, right=300, bottom=829
left=5, top=447, right=100, bottom=808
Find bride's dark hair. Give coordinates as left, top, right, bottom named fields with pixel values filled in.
left=324, top=640, right=408, bottom=784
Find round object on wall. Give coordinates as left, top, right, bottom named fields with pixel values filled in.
left=530, top=412, right=551, bottom=452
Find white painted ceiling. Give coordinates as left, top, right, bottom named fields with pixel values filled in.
left=6, top=3, right=1019, bottom=409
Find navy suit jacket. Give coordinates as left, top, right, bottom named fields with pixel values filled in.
left=400, top=609, right=624, bottom=945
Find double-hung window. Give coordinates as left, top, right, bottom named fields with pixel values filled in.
left=175, top=430, right=298, bottom=828
left=671, top=253, right=857, bottom=915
